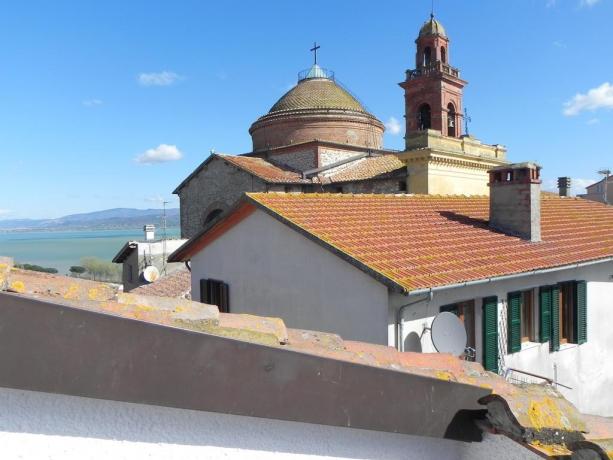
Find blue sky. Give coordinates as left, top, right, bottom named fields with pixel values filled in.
left=0, top=0, right=611, bottom=219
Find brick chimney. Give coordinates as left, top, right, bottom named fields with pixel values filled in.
left=558, top=177, right=571, bottom=197
left=488, top=162, right=542, bottom=242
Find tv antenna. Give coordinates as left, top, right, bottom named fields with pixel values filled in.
left=161, top=200, right=169, bottom=273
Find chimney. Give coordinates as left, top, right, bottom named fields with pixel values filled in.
left=488, top=162, right=542, bottom=242
left=558, top=177, right=571, bottom=197
left=144, top=224, right=155, bottom=241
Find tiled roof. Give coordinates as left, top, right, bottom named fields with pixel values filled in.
left=268, top=78, right=368, bottom=115
left=131, top=267, right=191, bottom=299
left=246, top=193, right=613, bottom=292
left=219, top=153, right=405, bottom=185
left=325, top=155, right=405, bottom=183
left=219, top=154, right=306, bottom=184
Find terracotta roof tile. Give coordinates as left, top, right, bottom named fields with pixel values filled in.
left=324, top=155, right=405, bottom=182
left=131, top=268, right=192, bottom=299
left=219, top=154, right=306, bottom=184
left=220, top=153, right=405, bottom=185
left=247, top=193, right=613, bottom=292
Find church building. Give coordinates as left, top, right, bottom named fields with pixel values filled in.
left=174, top=15, right=508, bottom=239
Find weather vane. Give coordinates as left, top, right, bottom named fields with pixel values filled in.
left=310, top=42, right=320, bottom=65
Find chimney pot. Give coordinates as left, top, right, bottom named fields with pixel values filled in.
left=488, top=162, right=542, bottom=242
left=557, top=177, right=571, bottom=197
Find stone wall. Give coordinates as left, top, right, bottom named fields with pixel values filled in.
left=271, top=149, right=316, bottom=171
left=178, top=157, right=267, bottom=239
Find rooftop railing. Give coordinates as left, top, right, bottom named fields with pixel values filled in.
left=406, top=61, right=460, bottom=81
left=298, top=66, right=335, bottom=81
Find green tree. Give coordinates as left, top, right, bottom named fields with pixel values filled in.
left=80, top=257, right=121, bottom=282
left=69, top=265, right=86, bottom=276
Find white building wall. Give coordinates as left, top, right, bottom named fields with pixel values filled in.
left=190, top=209, right=390, bottom=344
left=390, top=261, right=613, bottom=416
left=0, top=387, right=539, bottom=460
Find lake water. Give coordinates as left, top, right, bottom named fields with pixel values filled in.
left=0, top=228, right=181, bottom=275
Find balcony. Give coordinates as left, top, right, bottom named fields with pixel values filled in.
left=406, top=61, right=460, bottom=81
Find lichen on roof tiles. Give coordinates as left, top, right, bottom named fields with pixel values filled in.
left=246, top=193, right=613, bottom=292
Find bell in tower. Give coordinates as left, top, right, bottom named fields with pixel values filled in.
left=399, top=14, right=467, bottom=142
left=396, top=13, right=507, bottom=197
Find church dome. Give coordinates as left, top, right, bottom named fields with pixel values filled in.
left=269, top=68, right=368, bottom=115
left=249, top=65, right=384, bottom=152
left=419, top=16, right=446, bottom=37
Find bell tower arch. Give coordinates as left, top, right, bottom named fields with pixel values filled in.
left=399, top=14, right=467, bottom=144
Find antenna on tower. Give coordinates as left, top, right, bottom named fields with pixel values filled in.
left=161, top=200, right=169, bottom=274
left=431, top=0, right=435, bottom=18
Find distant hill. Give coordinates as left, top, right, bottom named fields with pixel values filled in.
left=0, top=208, right=180, bottom=232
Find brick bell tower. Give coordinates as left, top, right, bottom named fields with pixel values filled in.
left=399, top=14, right=467, bottom=145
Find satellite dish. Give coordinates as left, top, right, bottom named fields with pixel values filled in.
left=142, top=266, right=160, bottom=283
left=430, top=311, right=467, bottom=356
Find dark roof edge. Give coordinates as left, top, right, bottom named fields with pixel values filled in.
left=0, top=291, right=490, bottom=440
left=168, top=198, right=256, bottom=263
left=112, top=241, right=138, bottom=263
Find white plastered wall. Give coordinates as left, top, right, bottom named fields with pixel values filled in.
left=0, top=387, right=539, bottom=460
left=389, top=261, right=613, bottom=416
left=190, top=209, right=389, bottom=344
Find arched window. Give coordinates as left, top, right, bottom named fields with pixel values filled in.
left=203, top=208, right=223, bottom=226
left=423, top=47, right=432, bottom=66
left=447, top=102, right=456, bottom=137
left=441, top=46, right=447, bottom=64
left=418, top=103, right=432, bottom=130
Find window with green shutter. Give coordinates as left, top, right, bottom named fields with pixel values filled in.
left=550, top=285, right=560, bottom=352
left=574, top=280, right=587, bottom=345
left=539, top=287, right=552, bottom=343
left=482, top=296, right=499, bottom=373
left=507, top=292, right=522, bottom=353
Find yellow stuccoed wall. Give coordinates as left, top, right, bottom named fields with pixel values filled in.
left=399, top=130, right=508, bottom=196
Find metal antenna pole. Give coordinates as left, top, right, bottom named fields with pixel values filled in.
left=162, top=201, right=169, bottom=273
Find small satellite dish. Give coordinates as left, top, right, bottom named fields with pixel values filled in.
left=430, top=311, right=467, bottom=356
left=142, top=266, right=160, bottom=283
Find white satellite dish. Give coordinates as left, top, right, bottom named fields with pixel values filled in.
left=142, top=266, right=160, bottom=283
left=430, top=311, right=467, bottom=356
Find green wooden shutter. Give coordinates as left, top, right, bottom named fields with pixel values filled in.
left=199, top=279, right=209, bottom=304
left=482, top=296, right=499, bottom=373
left=507, top=292, right=522, bottom=353
left=574, top=280, right=587, bottom=345
left=539, top=287, right=552, bottom=343
left=550, top=285, right=560, bottom=352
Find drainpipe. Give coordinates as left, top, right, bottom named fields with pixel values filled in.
left=396, top=290, right=433, bottom=352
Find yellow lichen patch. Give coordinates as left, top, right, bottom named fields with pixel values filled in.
left=10, top=280, right=25, bottom=293
left=88, top=288, right=101, bottom=301
left=63, top=284, right=80, bottom=300
left=528, top=397, right=570, bottom=430
left=435, top=370, right=455, bottom=382
left=173, top=306, right=185, bottom=313
left=529, top=440, right=572, bottom=457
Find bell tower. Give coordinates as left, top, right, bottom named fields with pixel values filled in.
left=399, top=14, right=467, bottom=144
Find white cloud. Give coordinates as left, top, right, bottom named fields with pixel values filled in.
left=587, top=117, right=600, bottom=125
left=135, top=144, right=183, bottom=165
left=546, top=0, right=556, bottom=7
left=552, top=41, right=567, bottom=49
left=138, top=71, right=182, bottom=87
left=563, top=82, right=613, bottom=116
left=0, top=209, right=12, bottom=217
left=82, top=98, right=103, bottom=107
left=580, top=0, right=600, bottom=7
left=385, top=116, right=402, bottom=135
